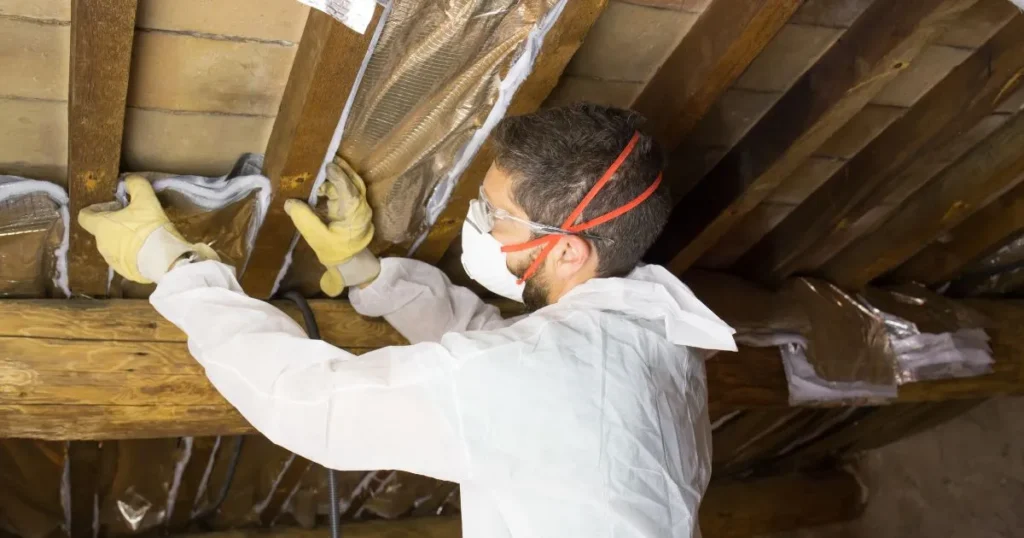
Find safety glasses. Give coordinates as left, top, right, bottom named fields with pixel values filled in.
left=471, top=186, right=611, bottom=242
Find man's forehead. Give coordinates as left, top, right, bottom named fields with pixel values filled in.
left=482, top=164, right=528, bottom=217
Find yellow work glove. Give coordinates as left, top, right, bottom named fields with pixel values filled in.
left=78, top=176, right=219, bottom=284
left=285, top=157, right=379, bottom=297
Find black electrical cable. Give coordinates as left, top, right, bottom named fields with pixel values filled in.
left=281, top=291, right=341, bottom=538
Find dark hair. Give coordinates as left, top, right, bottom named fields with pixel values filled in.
left=491, top=103, right=671, bottom=278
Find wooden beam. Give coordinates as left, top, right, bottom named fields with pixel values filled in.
left=647, top=0, right=978, bottom=274
left=167, top=437, right=219, bottom=531
left=891, top=180, right=1024, bottom=285
left=739, top=12, right=1024, bottom=283
left=630, top=0, right=802, bottom=150
left=1, top=295, right=1022, bottom=440
left=169, top=468, right=863, bottom=538
left=412, top=0, right=608, bottom=265
left=67, top=441, right=102, bottom=538
left=821, top=109, right=1024, bottom=289
left=259, top=456, right=314, bottom=526
left=240, top=7, right=382, bottom=299
left=66, top=0, right=138, bottom=297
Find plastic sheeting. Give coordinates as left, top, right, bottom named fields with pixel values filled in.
left=111, top=155, right=269, bottom=298
left=0, top=177, right=69, bottom=298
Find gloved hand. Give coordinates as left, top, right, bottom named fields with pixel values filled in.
left=78, top=176, right=219, bottom=284
left=285, top=156, right=379, bottom=297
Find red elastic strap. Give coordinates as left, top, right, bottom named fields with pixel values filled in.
left=499, top=132, right=661, bottom=284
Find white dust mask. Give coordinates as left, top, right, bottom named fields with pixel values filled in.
left=461, top=200, right=525, bottom=302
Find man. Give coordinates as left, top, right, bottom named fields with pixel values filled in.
left=79, top=104, right=735, bottom=537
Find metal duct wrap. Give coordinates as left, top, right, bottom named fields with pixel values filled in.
left=0, top=177, right=68, bottom=298
left=340, top=0, right=556, bottom=245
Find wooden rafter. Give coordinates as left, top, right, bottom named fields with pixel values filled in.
left=630, top=0, right=802, bottom=150
left=259, top=456, right=314, bottom=526
left=892, top=180, right=1024, bottom=285
left=412, top=0, right=609, bottom=265
left=240, top=7, right=383, bottom=299
left=821, top=109, right=1024, bottom=289
left=67, top=441, right=102, bottom=538
left=66, top=0, right=139, bottom=297
left=648, top=0, right=978, bottom=275
left=1, top=295, right=1021, bottom=440
left=740, top=12, right=1024, bottom=284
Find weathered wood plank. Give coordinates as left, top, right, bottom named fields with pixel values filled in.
left=0, top=299, right=405, bottom=346
left=240, top=7, right=382, bottom=299
left=66, top=0, right=138, bottom=297
left=821, top=110, right=1024, bottom=289
left=0, top=297, right=1021, bottom=440
left=892, top=180, right=1024, bottom=285
left=647, top=0, right=978, bottom=274
left=740, top=12, right=1024, bottom=283
left=630, top=0, right=801, bottom=150
left=412, top=0, right=608, bottom=265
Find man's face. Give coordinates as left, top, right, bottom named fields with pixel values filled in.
left=480, top=164, right=554, bottom=310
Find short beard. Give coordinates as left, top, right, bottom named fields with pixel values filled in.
left=509, top=251, right=551, bottom=312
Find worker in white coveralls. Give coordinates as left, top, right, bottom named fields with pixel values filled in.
left=78, top=104, right=736, bottom=537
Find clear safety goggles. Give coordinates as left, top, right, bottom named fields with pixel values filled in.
left=470, top=186, right=611, bottom=243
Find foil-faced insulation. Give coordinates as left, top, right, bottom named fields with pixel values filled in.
left=277, top=0, right=566, bottom=294
left=111, top=155, right=270, bottom=298
left=0, top=177, right=70, bottom=298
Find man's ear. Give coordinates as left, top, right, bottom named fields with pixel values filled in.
left=551, top=235, right=593, bottom=280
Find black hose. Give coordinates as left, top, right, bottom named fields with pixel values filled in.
left=281, top=291, right=340, bottom=538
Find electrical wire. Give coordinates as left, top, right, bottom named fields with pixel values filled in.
left=281, top=291, right=341, bottom=538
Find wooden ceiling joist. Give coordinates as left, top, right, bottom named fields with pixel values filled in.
left=648, top=0, right=979, bottom=275
left=1, top=296, right=1021, bottom=440
left=739, top=12, right=1024, bottom=284
left=630, top=0, right=802, bottom=149
left=820, top=109, right=1024, bottom=289
left=414, top=0, right=608, bottom=265
left=66, top=440, right=102, bottom=538
left=893, top=180, right=1024, bottom=285
left=239, top=7, right=382, bottom=299
left=66, top=0, right=139, bottom=297
left=167, top=437, right=219, bottom=531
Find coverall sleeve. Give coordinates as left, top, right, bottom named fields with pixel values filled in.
left=149, top=260, right=469, bottom=482
left=348, top=257, right=509, bottom=344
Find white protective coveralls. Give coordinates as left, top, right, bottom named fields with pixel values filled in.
left=150, top=256, right=736, bottom=537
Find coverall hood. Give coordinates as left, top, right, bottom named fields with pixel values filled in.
left=556, top=263, right=738, bottom=352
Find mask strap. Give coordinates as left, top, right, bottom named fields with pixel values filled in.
left=500, top=132, right=662, bottom=284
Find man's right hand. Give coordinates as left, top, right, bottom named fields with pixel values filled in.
left=285, top=156, right=380, bottom=297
